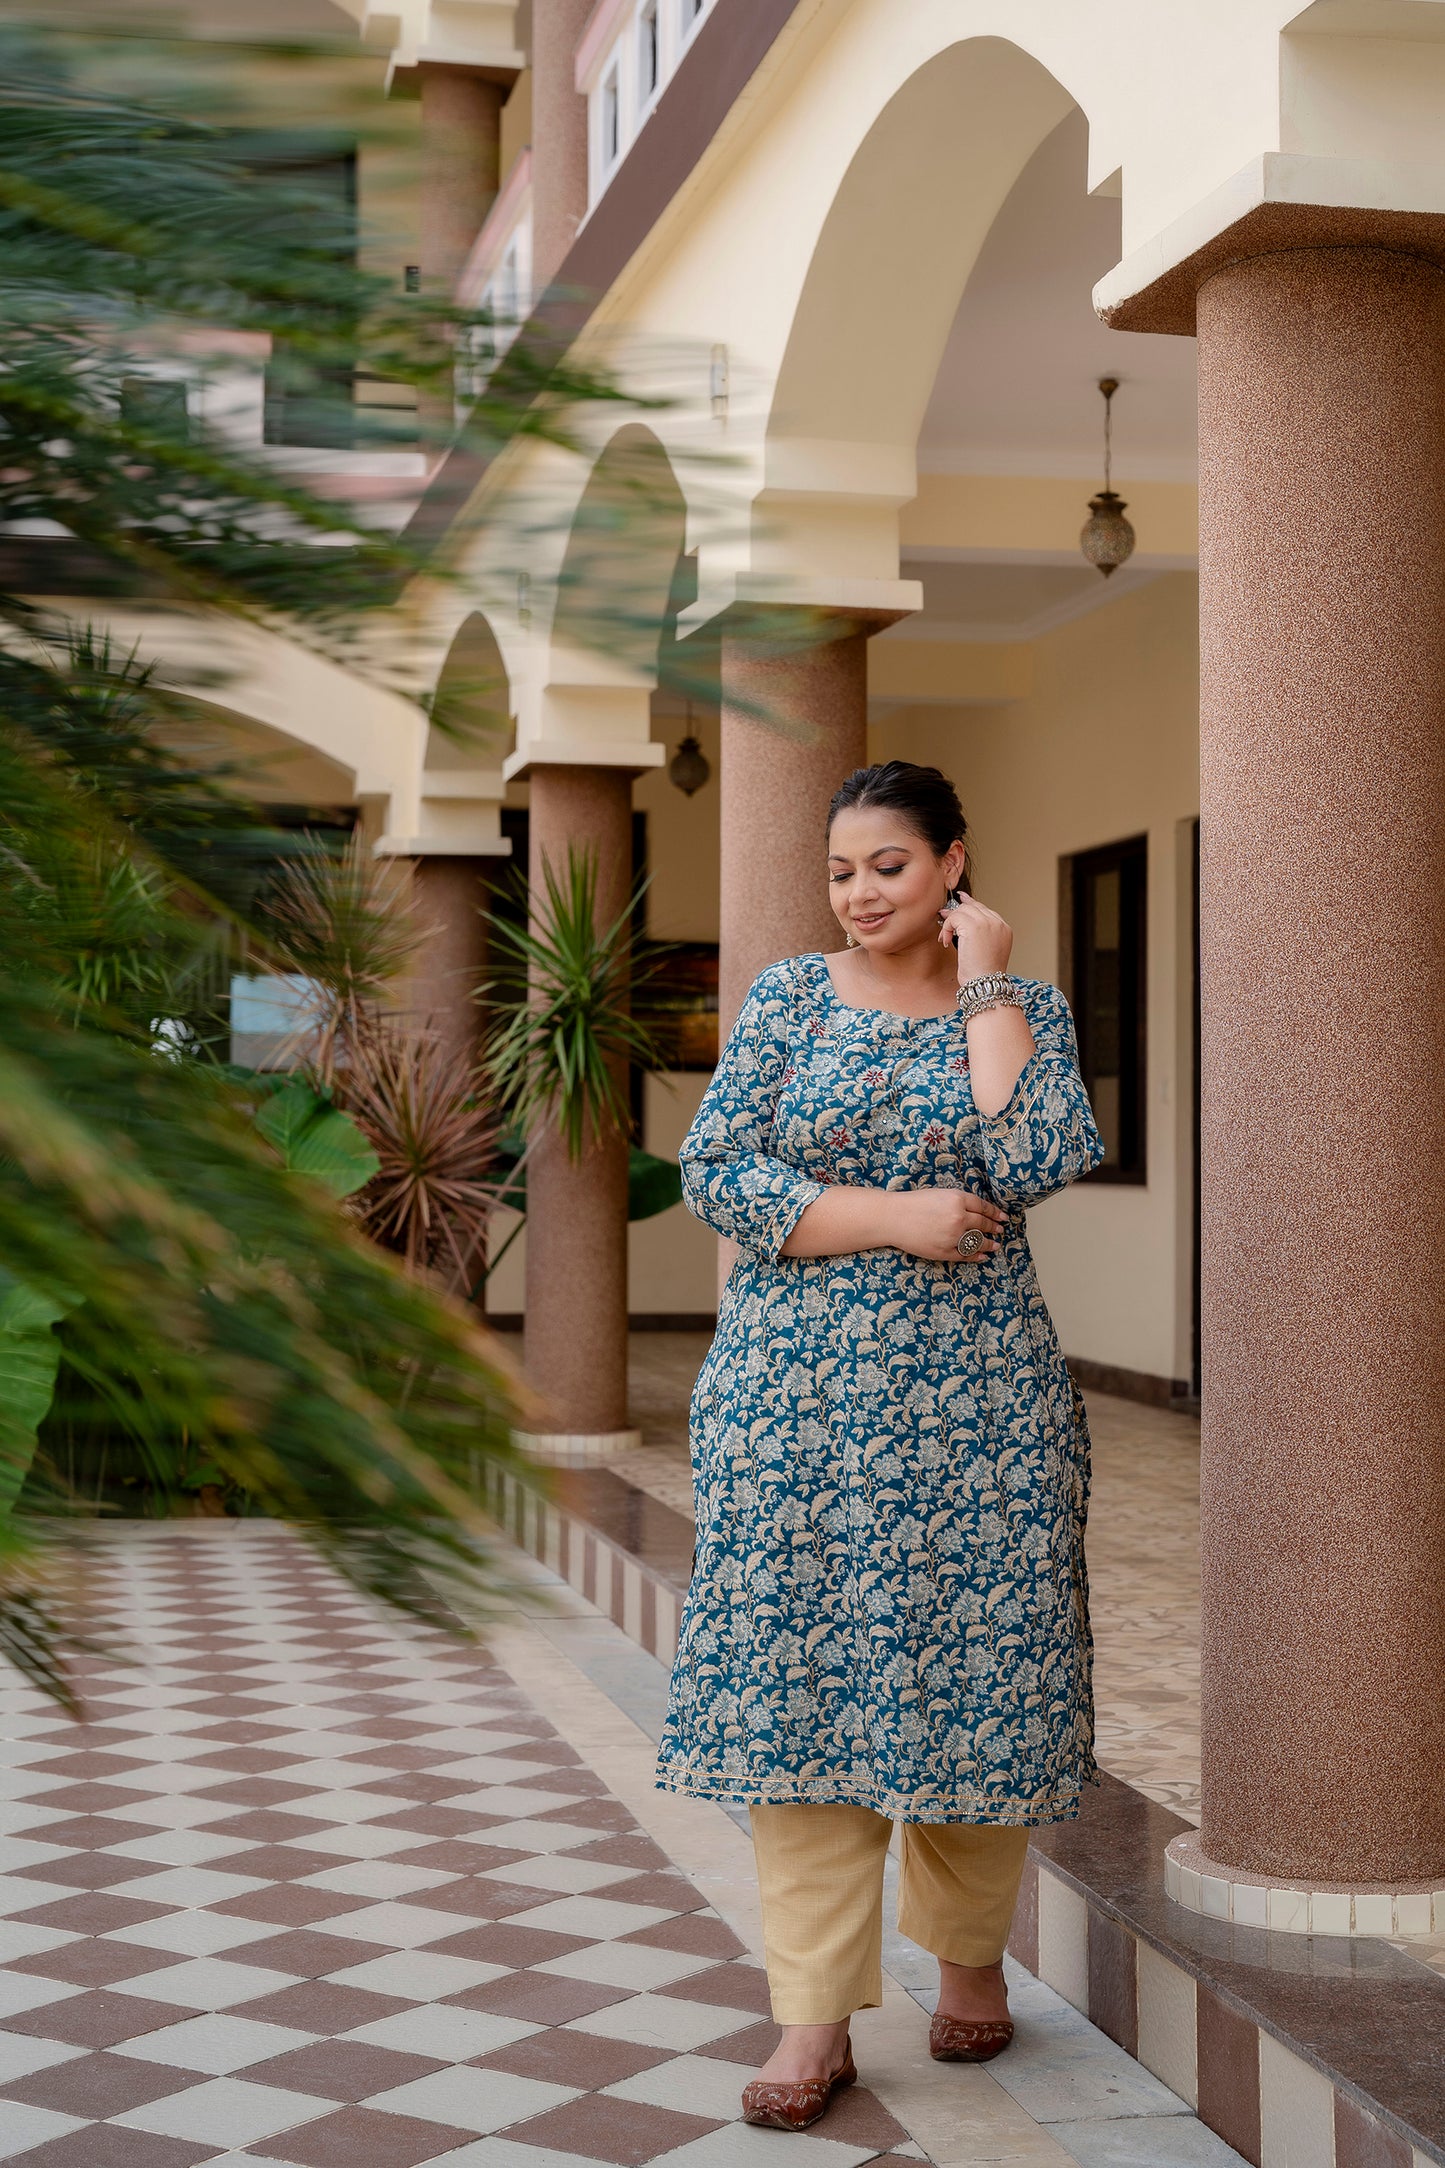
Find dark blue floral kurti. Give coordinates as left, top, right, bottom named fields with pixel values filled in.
left=655, top=955, right=1105, bottom=1824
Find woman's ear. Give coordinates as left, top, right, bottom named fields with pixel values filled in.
left=944, top=840, right=969, bottom=895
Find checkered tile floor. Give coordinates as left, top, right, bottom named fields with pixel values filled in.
left=0, top=1525, right=924, bottom=2166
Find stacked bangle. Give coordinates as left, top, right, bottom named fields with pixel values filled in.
left=956, top=973, right=1023, bottom=1025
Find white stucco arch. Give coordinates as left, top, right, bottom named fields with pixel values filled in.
left=505, top=421, right=685, bottom=777
left=746, top=37, right=1080, bottom=606
left=33, top=604, right=429, bottom=829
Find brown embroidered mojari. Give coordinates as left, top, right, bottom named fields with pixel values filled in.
left=930, top=2011, right=1015, bottom=2062
left=740, top=2043, right=857, bottom=2130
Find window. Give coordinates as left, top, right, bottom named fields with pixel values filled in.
left=638, top=1, right=659, bottom=102
left=601, top=67, right=620, bottom=167
left=119, top=376, right=189, bottom=438
left=1064, top=834, right=1147, bottom=1182
left=258, top=145, right=361, bottom=448
left=681, top=0, right=706, bottom=29
left=497, top=240, right=519, bottom=325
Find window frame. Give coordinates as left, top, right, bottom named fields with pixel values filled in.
left=600, top=63, right=622, bottom=171
left=679, top=0, right=707, bottom=46
left=1061, top=832, right=1148, bottom=1186
left=638, top=0, right=660, bottom=107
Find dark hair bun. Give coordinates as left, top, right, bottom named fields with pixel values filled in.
left=827, top=761, right=971, bottom=888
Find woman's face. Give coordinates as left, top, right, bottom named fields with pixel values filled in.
left=827, top=806, right=967, bottom=954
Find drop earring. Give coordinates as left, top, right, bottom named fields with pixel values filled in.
left=845, top=929, right=857, bottom=948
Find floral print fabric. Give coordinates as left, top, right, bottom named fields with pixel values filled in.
left=655, top=954, right=1106, bottom=1824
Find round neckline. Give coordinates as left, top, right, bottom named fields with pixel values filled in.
left=805, top=952, right=959, bottom=1028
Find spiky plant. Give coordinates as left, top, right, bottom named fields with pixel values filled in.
left=340, top=1022, right=503, bottom=1291
left=484, top=848, right=672, bottom=1161
left=261, top=835, right=422, bottom=1085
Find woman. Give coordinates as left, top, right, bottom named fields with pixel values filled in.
left=655, top=760, right=1104, bottom=2131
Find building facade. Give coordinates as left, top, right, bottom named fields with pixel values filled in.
left=49, top=0, right=1445, bottom=2091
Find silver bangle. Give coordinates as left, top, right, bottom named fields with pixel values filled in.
left=956, top=973, right=1023, bottom=1026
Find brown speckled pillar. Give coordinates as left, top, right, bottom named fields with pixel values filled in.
left=718, top=618, right=869, bottom=1038
left=418, top=66, right=503, bottom=295
left=530, top=0, right=594, bottom=297
left=522, top=765, right=633, bottom=1435
left=1197, top=246, right=1445, bottom=1884
left=405, top=857, right=493, bottom=1070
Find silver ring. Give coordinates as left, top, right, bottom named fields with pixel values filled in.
left=956, top=1229, right=984, bottom=1258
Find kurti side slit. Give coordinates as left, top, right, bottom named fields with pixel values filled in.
left=655, top=954, right=1105, bottom=1826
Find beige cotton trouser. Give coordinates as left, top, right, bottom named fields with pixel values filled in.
left=749, top=1801, right=1030, bottom=2025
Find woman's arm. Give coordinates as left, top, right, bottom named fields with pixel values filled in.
left=975, top=982, right=1104, bottom=1203
left=780, top=1185, right=1007, bottom=1262
left=937, top=892, right=1035, bottom=1116
left=678, top=966, right=827, bottom=1259
left=963, top=1001, right=1037, bottom=1118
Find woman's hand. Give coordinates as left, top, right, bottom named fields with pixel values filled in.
left=884, top=1189, right=1008, bottom=1263
left=938, top=894, right=1013, bottom=983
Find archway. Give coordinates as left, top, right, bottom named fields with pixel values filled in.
left=765, top=40, right=1075, bottom=509
left=545, top=421, right=690, bottom=700
left=426, top=610, right=513, bottom=772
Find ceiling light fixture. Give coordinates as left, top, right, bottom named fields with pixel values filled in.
left=668, top=703, right=711, bottom=796
left=1080, top=377, right=1135, bottom=578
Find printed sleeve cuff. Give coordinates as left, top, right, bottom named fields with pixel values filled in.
left=755, top=1179, right=828, bottom=1262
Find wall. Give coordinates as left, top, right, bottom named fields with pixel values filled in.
left=492, top=581, right=1200, bottom=1365
left=872, top=573, right=1200, bottom=1385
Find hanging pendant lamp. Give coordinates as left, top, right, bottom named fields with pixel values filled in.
left=668, top=702, right=711, bottom=796
left=1080, top=377, right=1136, bottom=578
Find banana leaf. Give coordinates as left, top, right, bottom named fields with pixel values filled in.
left=0, top=1271, right=72, bottom=1516
left=253, top=1079, right=380, bottom=1201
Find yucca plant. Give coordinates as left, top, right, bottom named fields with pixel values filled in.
left=341, top=1023, right=502, bottom=1290
left=259, top=836, right=421, bottom=1087
left=485, top=848, right=674, bottom=1160
left=259, top=834, right=508, bottom=1291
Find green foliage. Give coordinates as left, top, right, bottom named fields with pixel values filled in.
left=484, top=850, right=674, bottom=1161
left=626, top=1148, right=685, bottom=1221
left=253, top=1079, right=380, bottom=1201
left=0, top=1272, right=72, bottom=1518
left=0, top=23, right=669, bottom=1698
left=0, top=27, right=638, bottom=636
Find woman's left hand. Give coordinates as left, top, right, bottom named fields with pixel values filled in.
left=938, top=895, right=1014, bottom=982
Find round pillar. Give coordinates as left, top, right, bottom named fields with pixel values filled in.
left=521, top=764, right=634, bottom=1445
left=529, top=0, right=593, bottom=297
left=404, top=857, right=494, bottom=1071
left=1196, top=246, right=1445, bottom=1889
left=718, top=619, right=869, bottom=1037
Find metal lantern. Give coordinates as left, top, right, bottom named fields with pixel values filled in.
left=1080, top=378, right=1136, bottom=578
left=668, top=731, right=711, bottom=796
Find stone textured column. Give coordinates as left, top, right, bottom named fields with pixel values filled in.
left=404, top=857, right=493, bottom=1070
left=522, top=764, right=634, bottom=1440
left=1196, top=246, right=1445, bottom=1887
left=718, top=617, right=870, bottom=1038
left=529, top=0, right=594, bottom=296
left=418, top=66, right=503, bottom=296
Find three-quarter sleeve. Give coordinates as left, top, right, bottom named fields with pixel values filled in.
left=978, top=980, right=1105, bottom=1205
left=679, top=963, right=826, bottom=1260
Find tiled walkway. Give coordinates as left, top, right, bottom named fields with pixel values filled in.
left=0, top=1516, right=1257, bottom=2168
left=0, top=1525, right=926, bottom=2167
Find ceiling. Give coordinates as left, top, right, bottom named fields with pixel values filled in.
left=902, top=109, right=1198, bottom=644
left=893, top=555, right=1163, bottom=642
left=918, top=109, right=1198, bottom=486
